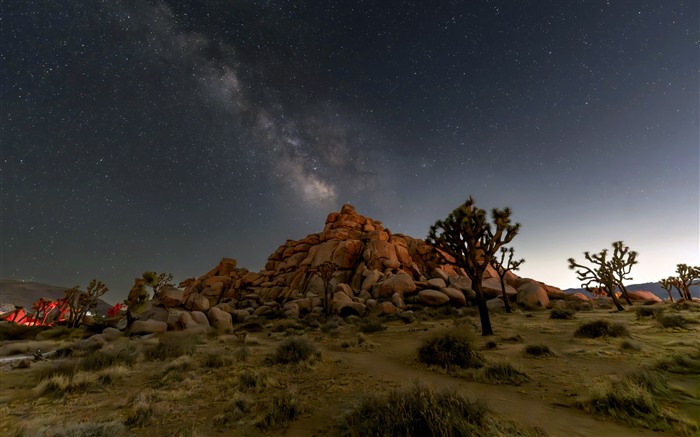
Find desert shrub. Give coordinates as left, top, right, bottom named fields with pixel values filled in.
left=144, top=334, right=197, bottom=361
left=634, top=306, right=658, bottom=319
left=270, top=338, right=319, bottom=364
left=524, top=344, right=554, bottom=357
left=256, top=388, right=304, bottom=431
left=477, top=361, right=530, bottom=385
left=321, top=320, right=339, bottom=333
left=0, top=323, right=47, bottom=341
left=35, top=372, right=99, bottom=398
left=358, top=317, right=386, bottom=333
left=271, top=319, right=303, bottom=333
left=656, top=313, right=690, bottom=329
left=237, top=370, right=268, bottom=392
left=202, top=353, right=232, bottom=369
left=96, top=365, right=129, bottom=385
left=550, top=308, right=575, bottom=320
left=619, top=340, right=641, bottom=352
left=655, top=351, right=700, bottom=375
left=78, top=345, right=137, bottom=372
left=576, top=370, right=696, bottom=433
left=335, top=384, right=487, bottom=436
left=37, top=360, right=78, bottom=381
left=501, top=334, right=524, bottom=343
left=173, top=425, right=205, bottom=437
left=125, top=392, right=157, bottom=427
left=574, top=320, right=629, bottom=339
left=418, top=330, right=485, bottom=369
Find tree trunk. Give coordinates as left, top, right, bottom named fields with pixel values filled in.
left=618, top=283, right=632, bottom=305
left=607, top=284, right=624, bottom=311
left=473, top=283, right=494, bottom=336
left=666, top=290, right=674, bottom=303
left=499, top=276, right=511, bottom=313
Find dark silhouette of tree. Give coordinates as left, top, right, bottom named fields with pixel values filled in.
left=490, top=247, right=524, bottom=313
left=315, top=261, right=339, bottom=317
left=610, top=241, right=638, bottom=305
left=674, top=264, right=699, bottom=300
left=568, top=249, right=624, bottom=311
left=427, top=197, right=520, bottom=336
left=659, top=277, right=676, bottom=302
left=142, top=271, right=174, bottom=300
left=64, top=280, right=108, bottom=328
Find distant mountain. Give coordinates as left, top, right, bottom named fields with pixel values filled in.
left=565, top=281, right=699, bottom=301
left=0, top=279, right=113, bottom=315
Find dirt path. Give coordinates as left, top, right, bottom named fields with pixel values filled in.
left=286, top=329, right=670, bottom=437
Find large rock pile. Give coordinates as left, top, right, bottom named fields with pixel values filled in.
left=130, top=204, right=566, bottom=333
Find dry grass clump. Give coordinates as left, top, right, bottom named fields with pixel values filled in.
left=237, top=370, right=269, bottom=393
left=202, top=352, right=233, bottom=369
left=574, top=320, right=629, bottom=338
left=214, top=393, right=253, bottom=425
left=619, top=340, right=641, bottom=352
left=269, top=337, right=320, bottom=364
left=144, top=333, right=197, bottom=361
left=332, top=384, right=544, bottom=437
left=654, top=351, right=700, bottom=375
left=78, top=344, right=137, bottom=371
left=550, top=308, right=575, bottom=320
left=358, top=317, right=387, bottom=333
left=477, top=361, right=530, bottom=386
left=418, top=329, right=485, bottom=369
left=256, top=387, right=304, bottom=431
left=125, top=391, right=159, bottom=428
left=34, top=372, right=99, bottom=398
left=17, top=420, right=126, bottom=437
left=656, top=313, right=691, bottom=329
left=523, top=344, right=554, bottom=357
left=634, top=306, right=658, bottom=319
left=577, top=370, right=696, bottom=434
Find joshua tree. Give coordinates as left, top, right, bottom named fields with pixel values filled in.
left=609, top=241, right=637, bottom=305
left=142, top=271, right=174, bottom=300
left=427, top=197, right=520, bottom=336
left=659, top=277, right=676, bottom=302
left=490, top=247, right=524, bottom=313
left=568, top=249, right=624, bottom=311
left=64, top=280, right=109, bottom=328
left=674, top=264, right=699, bottom=300
left=315, top=261, right=339, bottom=317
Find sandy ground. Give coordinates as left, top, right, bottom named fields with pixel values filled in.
left=1, top=304, right=698, bottom=436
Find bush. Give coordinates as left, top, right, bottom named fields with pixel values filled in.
left=256, top=388, right=304, bottom=431
left=237, top=370, right=268, bottom=392
left=358, top=317, right=386, bottom=333
left=634, top=306, right=657, bottom=319
left=619, top=340, right=641, bottom=352
left=655, top=352, right=700, bottom=374
left=144, top=334, right=197, bottom=361
left=334, top=384, right=488, bottom=436
left=574, top=320, right=629, bottom=339
left=550, top=308, right=575, bottom=320
left=477, top=361, right=530, bottom=386
left=270, top=338, right=319, bottom=364
left=523, top=344, right=554, bottom=357
left=418, top=330, right=485, bottom=369
left=202, top=353, right=232, bottom=369
left=656, top=313, right=690, bottom=329
left=576, top=370, right=696, bottom=433
left=78, top=345, right=137, bottom=372
left=125, top=392, right=157, bottom=427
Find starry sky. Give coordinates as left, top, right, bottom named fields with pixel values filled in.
left=2, top=0, right=698, bottom=304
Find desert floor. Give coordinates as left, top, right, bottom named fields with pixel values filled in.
left=1, top=303, right=699, bottom=436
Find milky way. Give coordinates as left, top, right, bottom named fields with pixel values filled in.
left=2, top=1, right=698, bottom=302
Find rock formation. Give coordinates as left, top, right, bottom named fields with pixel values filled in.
left=130, top=204, right=570, bottom=332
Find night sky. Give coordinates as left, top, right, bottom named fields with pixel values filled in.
left=2, top=1, right=698, bottom=304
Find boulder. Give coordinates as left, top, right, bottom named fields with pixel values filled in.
left=570, top=292, right=590, bottom=301
left=448, top=275, right=472, bottom=291
left=160, top=287, right=185, bottom=308
left=426, top=278, right=447, bottom=290
left=482, top=278, right=517, bottom=298
left=440, top=287, right=467, bottom=307
left=208, top=307, right=233, bottom=332
left=371, top=301, right=400, bottom=316
left=418, top=289, right=450, bottom=306
left=190, top=311, right=210, bottom=328
left=486, top=298, right=505, bottom=312
left=130, top=320, right=167, bottom=336
left=516, top=281, right=550, bottom=310
left=361, top=270, right=383, bottom=291
left=191, top=294, right=211, bottom=312
left=391, top=292, right=406, bottom=310
left=627, top=290, right=662, bottom=303
left=373, top=274, right=416, bottom=299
